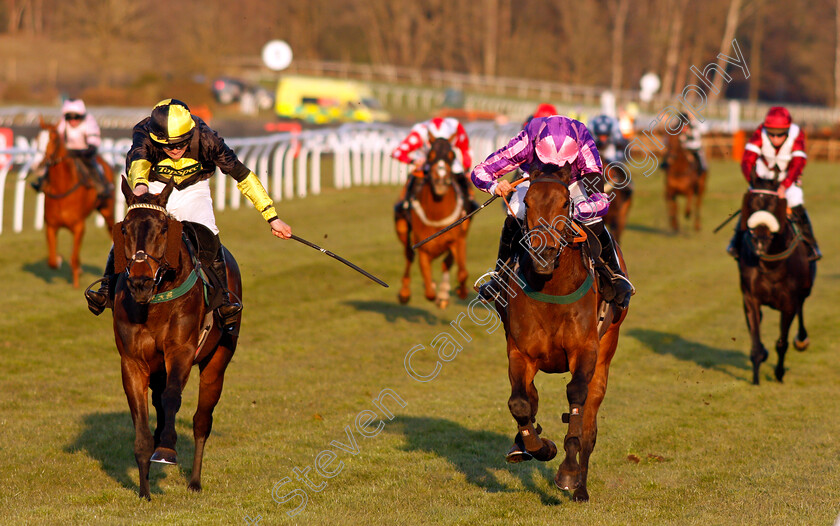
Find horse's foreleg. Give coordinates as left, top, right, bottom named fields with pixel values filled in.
left=150, top=370, right=166, bottom=449
left=46, top=225, right=60, bottom=270
left=190, top=340, right=235, bottom=492
left=417, top=251, right=437, bottom=301
left=397, top=218, right=413, bottom=304
left=507, top=341, right=556, bottom=463
left=70, top=222, right=86, bottom=288
left=665, top=190, right=678, bottom=232
left=151, top=351, right=193, bottom=465
left=743, top=297, right=766, bottom=385
left=556, top=341, right=598, bottom=492
left=454, top=236, right=469, bottom=300
left=775, top=309, right=796, bottom=382
left=120, top=358, right=154, bottom=500
left=436, top=253, right=453, bottom=308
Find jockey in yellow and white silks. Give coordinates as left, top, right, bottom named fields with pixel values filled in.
left=85, top=99, right=292, bottom=328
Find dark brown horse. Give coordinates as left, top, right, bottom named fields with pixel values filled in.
left=112, top=177, right=241, bottom=500
left=38, top=119, right=115, bottom=287
left=494, top=165, right=628, bottom=502
left=603, top=181, right=632, bottom=243
left=396, top=137, right=470, bottom=308
left=663, top=133, right=706, bottom=232
left=735, top=177, right=815, bottom=385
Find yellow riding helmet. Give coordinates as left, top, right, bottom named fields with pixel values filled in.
left=147, top=99, right=196, bottom=144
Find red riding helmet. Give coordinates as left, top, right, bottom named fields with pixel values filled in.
left=533, top=103, right=558, bottom=119
left=763, top=106, right=792, bottom=129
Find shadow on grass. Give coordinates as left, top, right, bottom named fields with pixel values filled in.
left=65, top=411, right=196, bottom=497
left=343, top=300, right=441, bottom=325
left=22, top=259, right=101, bottom=285
left=626, top=328, right=749, bottom=379
left=624, top=223, right=676, bottom=237
left=390, top=416, right=564, bottom=505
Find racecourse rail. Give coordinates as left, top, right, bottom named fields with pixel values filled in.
left=0, top=122, right=523, bottom=235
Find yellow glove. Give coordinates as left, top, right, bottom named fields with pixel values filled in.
left=237, top=172, right=277, bottom=222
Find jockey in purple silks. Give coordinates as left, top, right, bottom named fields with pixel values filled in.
left=471, top=115, right=634, bottom=309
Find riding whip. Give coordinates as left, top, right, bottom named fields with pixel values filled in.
left=290, top=234, right=389, bottom=288
left=412, top=178, right=528, bottom=249
left=712, top=210, right=741, bottom=233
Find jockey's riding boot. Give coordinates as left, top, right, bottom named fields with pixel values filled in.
left=85, top=247, right=115, bottom=315
left=478, top=215, right=520, bottom=302
left=726, top=226, right=743, bottom=259
left=211, top=249, right=242, bottom=331
left=595, top=227, right=634, bottom=309
left=790, top=205, right=822, bottom=261
left=455, top=172, right=480, bottom=213
left=395, top=174, right=418, bottom=219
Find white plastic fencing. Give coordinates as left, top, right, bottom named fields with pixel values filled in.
left=0, top=121, right=521, bottom=235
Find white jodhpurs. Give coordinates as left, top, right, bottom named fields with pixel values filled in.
left=147, top=179, right=219, bottom=234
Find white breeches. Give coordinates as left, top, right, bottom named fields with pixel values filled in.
left=784, top=183, right=803, bottom=207
left=147, top=179, right=218, bottom=234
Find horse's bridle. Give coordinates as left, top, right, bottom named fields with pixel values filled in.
left=123, top=203, right=172, bottom=287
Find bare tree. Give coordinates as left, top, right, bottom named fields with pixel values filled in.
left=660, top=0, right=689, bottom=98
left=610, top=0, right=631, bottom=92
left=707, top=0, right=742, bottom=102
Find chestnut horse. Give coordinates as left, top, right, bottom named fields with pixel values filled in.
left=735, top=177, right=815, bottom=385
left=663, top=133, right=706, bottom=232
left=494, top=165, right=628, bottom=502
left=38, top=119, right=115, bottom=287
left=396, top=138, right=470, bottom=308
left=112, top=177, right=241, bottom=500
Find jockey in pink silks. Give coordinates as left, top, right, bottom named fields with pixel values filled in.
left=471, top=115, right=633, bottom=309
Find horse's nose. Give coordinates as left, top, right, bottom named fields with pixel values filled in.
left=127, top=276, right=155, bottom=304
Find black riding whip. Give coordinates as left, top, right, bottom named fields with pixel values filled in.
left=291, top=234, right=389, bottom=288
left=713, top=210, right=741, bottom=233
left=412, top=178, right=528, bottom=249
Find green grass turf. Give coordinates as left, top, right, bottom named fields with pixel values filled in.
left=0, top=160, right=838, bottom=525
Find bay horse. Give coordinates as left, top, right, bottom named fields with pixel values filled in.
left=395, top=137, right=470, bottom=308
left=735, top=177, right=815, bottom=385
left=603, top=180, right=632, bottom=243
left=493, top=165, right=628, bottom=502
left=38, top=119, right=115, bottom=287
left=663, top=133, right=706, bottom=232
left=112, top=177, right=241, bottom=500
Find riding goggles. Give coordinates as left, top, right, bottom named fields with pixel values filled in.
left=162, top=140, right=189, bottom=151
left=64, top=113, right=85, bottom=120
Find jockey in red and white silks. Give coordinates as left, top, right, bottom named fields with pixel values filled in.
left=741, top=108, right=807, bottom=208
left=728, top=106, right=820, bottom=260
left=392, top=117, right=472, bottom=174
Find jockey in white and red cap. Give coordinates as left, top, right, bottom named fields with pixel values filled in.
left=391, top=116, right=478, bottom=217
left=727, top=106, right=820, bottom=260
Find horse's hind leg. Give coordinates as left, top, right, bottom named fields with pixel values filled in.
left=453, top=235, right=469, bottom=300
left=743, top=297, right=767, bottom=385
left=417, top=250, right=437, bottom=302
left=556, top=342, right=598, bottom=493
left=190, top=339, right=235, bottom=492
left=397, top=224, right=414, bottom=304
left=665, top=190, right=678, bottom=232
left=774, top=309, right=795, bottom=382
left=120, top=358, right=154, bottom=500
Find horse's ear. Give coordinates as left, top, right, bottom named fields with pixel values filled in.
left=120, top=176, right=133, bottom=202
left=158, top=177, right=175, bottom=205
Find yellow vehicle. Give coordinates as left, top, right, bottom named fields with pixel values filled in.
left=274, top=75, right=390, bottom=124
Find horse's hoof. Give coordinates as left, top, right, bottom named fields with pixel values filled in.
left=436, top=299, right=449, bottom=309
left=150, top=447, right=177, bottom=465
left=188, top=481, right=202, bottom=492
left=775, top=366, right=785, bottom=382
left=397, top=293, right=410, bottom=305
left=531, top=438, right=557, bottom=462
left=505, top=443, right=533, bottom=464
left=794, top=337, right=809, bottom=351
left=572, top=488, right=590, bottom=502
left=555, top=469, right=581, bottom=491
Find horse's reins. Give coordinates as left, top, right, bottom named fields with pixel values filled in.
left=40, top=153, right=86, bottom=199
